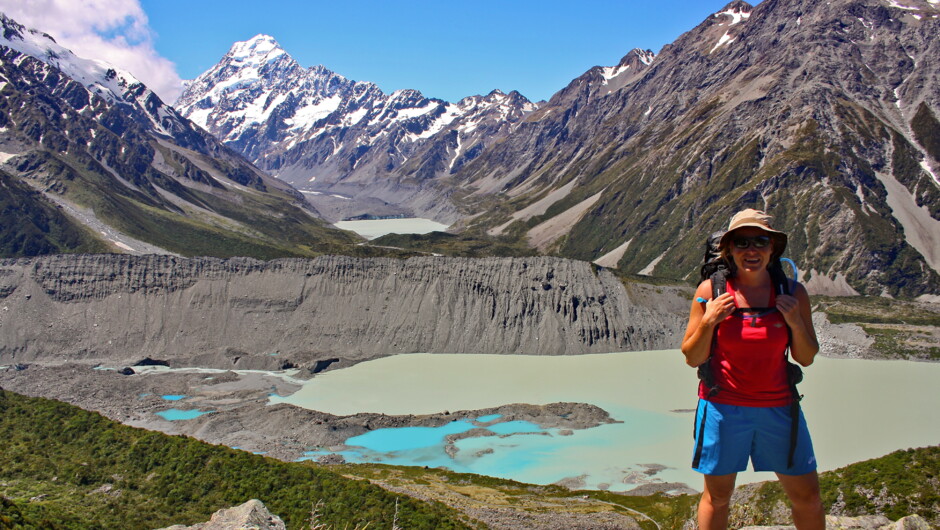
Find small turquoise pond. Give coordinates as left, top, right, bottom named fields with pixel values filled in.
left=156, top=408, right=212, bottom=421
left=299, top=419, right=556, bottom=471
left=346, top=421, right=477, bottom=452
left=161, top=395, right=186, bottom=401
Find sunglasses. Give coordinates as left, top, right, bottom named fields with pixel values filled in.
left=732, top=235, right=772, bottom=249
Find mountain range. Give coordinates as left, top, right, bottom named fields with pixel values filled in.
left=2, top=0, right=939, bottom=298
left=0, top=13, right=363, bottom=260
left=175, top=34, right=539, bottom=223
left=447, top=0, right=940, bottom=299
left=177, top=0, right=940, bottom=298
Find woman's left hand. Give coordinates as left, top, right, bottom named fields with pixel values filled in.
left=777, top=283, right=819, bottom=365
left=776, top=294, right=802, bottom=327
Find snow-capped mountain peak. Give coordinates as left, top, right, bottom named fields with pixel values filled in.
left=228, top=34, right=285, bottom=63
left=0, top=13, right=143, bottom=104
left=601, top=48, right=656, bottom=82
left=0, top=12, right=216, bottom=141
left=176, top=37, right=537, bottom=220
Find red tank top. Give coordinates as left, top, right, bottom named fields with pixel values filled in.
left=698, top=280, right=792, bottom=407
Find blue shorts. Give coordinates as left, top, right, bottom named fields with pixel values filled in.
left=692, top=399, right=817, bottom=476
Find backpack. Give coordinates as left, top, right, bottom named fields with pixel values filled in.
left=699, top=231, right=728, bottom=282
left=693, top=238, right=804, bottom=469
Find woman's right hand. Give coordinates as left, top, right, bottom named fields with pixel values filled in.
left=702, top=292, right=736, bottom=327
left=682, top=282, right=735, bottom=367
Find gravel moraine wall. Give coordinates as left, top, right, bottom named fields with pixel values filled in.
left=0, top=254, right=689, bottom=369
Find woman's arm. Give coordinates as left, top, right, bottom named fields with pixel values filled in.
left=776, top=282, right=819, bottom=366
left=681, top=280, right=736, bottom=367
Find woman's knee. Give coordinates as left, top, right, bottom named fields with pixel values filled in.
left=777, top=472, right=822, bottom=506
left=703, top=474, right=737, bottom=505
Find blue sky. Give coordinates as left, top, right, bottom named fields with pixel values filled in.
left=0, top=0, right=759, bottom=104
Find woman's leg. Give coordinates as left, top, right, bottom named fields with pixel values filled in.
left=699, top=473, right=737, bottom=530
left=776, top=471, right=825, bottom=530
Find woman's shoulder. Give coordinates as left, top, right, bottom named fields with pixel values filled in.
left=695, top=277, right=723, bottom=298
left=790, top=280, right=810, bottom=298
left=695, top=279, right=712, bottom=296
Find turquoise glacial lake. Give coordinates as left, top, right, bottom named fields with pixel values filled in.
left=273, top=350, right=940, bottom=492
left=156, top=408, right=212, bottom=421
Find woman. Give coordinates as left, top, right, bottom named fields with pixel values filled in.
left=681, top=209, right=825, bottom=530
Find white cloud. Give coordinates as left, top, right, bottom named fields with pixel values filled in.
left=0, top=0, right=183, bottom=102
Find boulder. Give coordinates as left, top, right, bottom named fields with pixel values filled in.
left=159, top=499, right=285, bottom=530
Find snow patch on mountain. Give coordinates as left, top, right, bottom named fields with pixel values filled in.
left=601, top=64, right=632, bottom=82
left=289, top=96, right=343, bottom=129
left=711, top=32, right=737, bottom=53
left=715, top=7, right=751, bottom=25
left=595, top=49, right=655, bottom=93
left=886, top=0, right=920, bottom=10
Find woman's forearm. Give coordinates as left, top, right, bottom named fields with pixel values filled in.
left=681, top=321, right=716, bottom=367
left=787, top=317, right=819, bottom=366
left=786, top=285, right=819, bottom=366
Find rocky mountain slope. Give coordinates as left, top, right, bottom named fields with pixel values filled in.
left=451, top=0, right=940, bottom=298
left=0, top=14, right=361, bottom=260
left=0, top=254, right=688, bottom=367
left=175, top=35, right=537, bottom=223
left=176, top=0, right=940, bottom=298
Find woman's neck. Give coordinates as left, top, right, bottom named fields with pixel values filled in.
left=733, top=268, right=771, bottom=288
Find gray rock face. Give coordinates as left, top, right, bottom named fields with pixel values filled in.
left=0, top=254, right=686, bottom=367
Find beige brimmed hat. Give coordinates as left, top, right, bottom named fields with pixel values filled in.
left=718, top=208, right=788, bottom=257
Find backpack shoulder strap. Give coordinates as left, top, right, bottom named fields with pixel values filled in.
left=698, top=269, right=730, bottom=398
left=709, top=269, right=728, bottom=299
left=769, top=263, right=790, bottom=296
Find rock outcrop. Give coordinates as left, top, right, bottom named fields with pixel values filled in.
left=160, top=499, right=286, bottom=530
left=0, top=254, right=687, bottom=368
left=738, top=514, right=932, bottom=530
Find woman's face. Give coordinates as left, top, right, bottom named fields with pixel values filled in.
left=727, top=227, right=774, bottom=273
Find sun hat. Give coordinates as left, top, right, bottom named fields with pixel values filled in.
left=718, top=208, right=788, bottom=257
